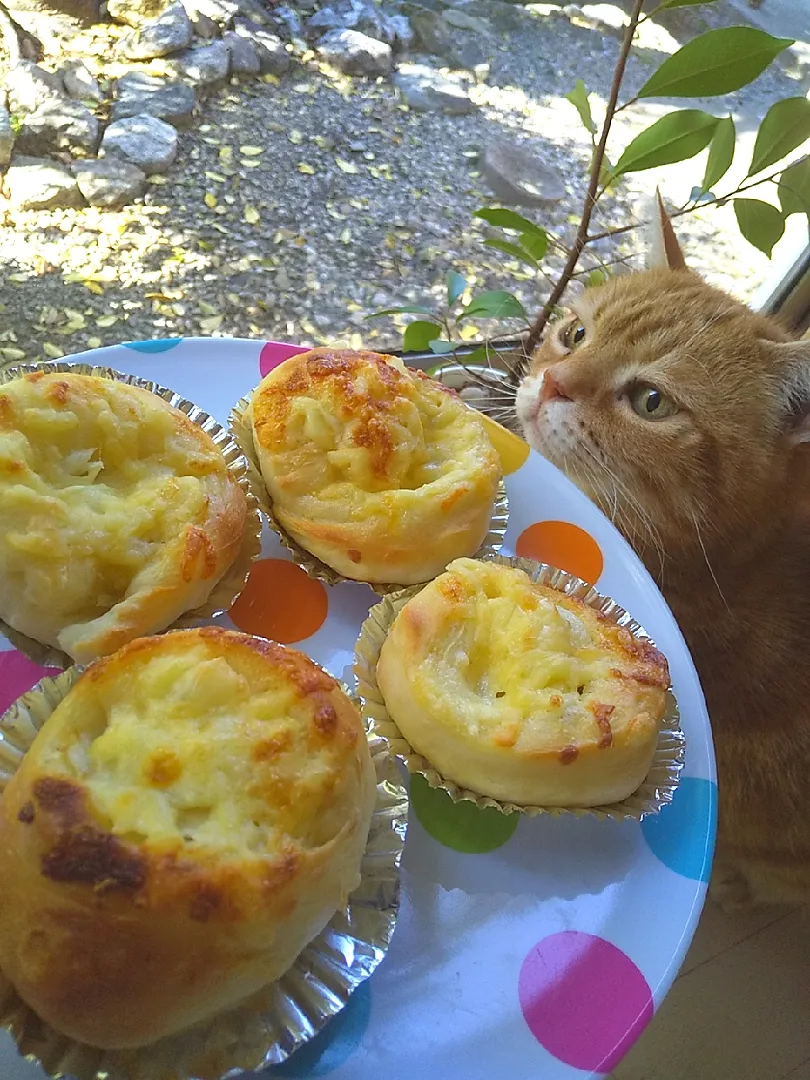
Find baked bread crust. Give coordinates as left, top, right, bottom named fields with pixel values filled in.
left=0, top=628, right=376, bottom=1049
left=0, top=371, right=248, bottom=663
left=376, top=558, right=669, bottom=806
left=249, top=348, right=500, bottom=583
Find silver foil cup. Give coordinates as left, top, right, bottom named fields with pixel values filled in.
left=228, top=386, right=509, bottom=595
left=0, top=658, right=408, bottom=1080
left=354, top=554, right=685, bottom=822
left=0, top=362, right=263, bottom=669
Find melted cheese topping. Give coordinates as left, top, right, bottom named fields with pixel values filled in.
left=39, top=638, right=358, bottom=858
left=403, top=558, right=642, bottom=754
left=0, top=374, right=227, bottom=631
left=252, top=350, right=498, bottom=525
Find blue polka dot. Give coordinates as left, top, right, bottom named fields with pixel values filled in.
left=641, top=776, right=717, bottom=883
left=270, top=980, right=371, bottom=1077
left=123, top=338, right=183, bottom=353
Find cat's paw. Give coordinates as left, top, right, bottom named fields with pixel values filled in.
left=710, top=863, right=755, bottom=914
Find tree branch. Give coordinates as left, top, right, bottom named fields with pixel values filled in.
left=584, top=154, right=808, bottom=245
left=524, top=0, right=646, bottom=357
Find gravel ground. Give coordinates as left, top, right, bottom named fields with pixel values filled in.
left=0, top=0, right=808, bottom=366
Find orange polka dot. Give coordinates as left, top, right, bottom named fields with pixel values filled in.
left=229, top=559, right=328, bottom=644
left=515, top=521, right=604, bottom=585
left=480, top=415, right=530, bottom=476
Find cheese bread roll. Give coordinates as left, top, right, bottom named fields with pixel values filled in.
left=376, top=558, right=669, bottom=806
left=249, top=348, right=500, bottom=583
left=0, top=628, right=376, bottom=1049
left=0, top=371, right=247, bottom=663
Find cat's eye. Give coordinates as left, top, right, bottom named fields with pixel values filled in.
left=562, top=321, right=587, bottom=350
left=628, top=383, right=678, bottom=420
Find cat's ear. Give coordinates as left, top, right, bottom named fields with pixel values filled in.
left=646, top=189, right=687, bottom=272
left=770, top=340, right=810, bottom=444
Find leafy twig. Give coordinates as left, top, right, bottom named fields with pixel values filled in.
left=524, top=0, right=647, bottom=357
left=585, top=153, right=807, bottom=245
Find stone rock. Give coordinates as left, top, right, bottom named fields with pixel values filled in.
left=166, top=41, right=230, bottom=84
left=5, top=61, right=63, bottom=116
left=101, top=114, right=178, bottom=174
left=480, top=138, right=567, bottom=208
left=441, top=8, right=492, bottom=35
left=184, top=0, right=240, bottom=23
left=3, top=156, right=83, bottom=211
left=16, top=98, right=100, bottom=156
left=60, top=60, right=103, bottom=103
left=316, top=28, right=392, bottom=76
left=386, top=13, right=414, bottom=51
left=223, top=29, right=260, bottom=74
left=408, top=8, right=452, bottom=53
left=407, top=7, right=491, bottom=69
left=465, top=0, right=524, bottom=31
left=106, top=0, right=168, bottom=26
left=119, top=1, right=194, bottom=59
left=274, top=5, right=305, bottom=41
left=112, top=71, right=196, bottom=126
left=306, top=0, right=412, bottom=48
left=233, top=0, right=272, bottom=25
left=188, top=9, right=219, bottom=37
left=393, top=64, right=476, bottom=113
left=0, top=106, right=13, bottom=167
left=72, top=156, right=146, bottom=208
left=233, top=19, right=292, bottom=75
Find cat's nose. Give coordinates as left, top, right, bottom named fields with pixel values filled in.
left=539, top=368, right=572, bottom=404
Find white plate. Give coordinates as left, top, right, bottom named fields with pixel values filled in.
left=0, top=338, right=717, bottom=1080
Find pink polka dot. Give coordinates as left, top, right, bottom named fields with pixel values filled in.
left=0, top=652, right=61, bottom=715
left=518, top=931, right=653, bottom=1073
left=259, top=342, right=308, bottom=379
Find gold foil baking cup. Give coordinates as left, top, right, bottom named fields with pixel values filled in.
left=0, top=361, right=263, bottom=670
left=354, top=554, right=685, bottom=822
left=228, top=387, right=509, bottom=594
left=0, top=658, right=408, bottom=1080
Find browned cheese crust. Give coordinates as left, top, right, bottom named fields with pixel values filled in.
left=249, top=348, right=500, bottom=583
left=0, top=372, right=248, bottom=662
left=0, top=628, right=376, bottom=1048
left=376, top=558, right=670, bottom=806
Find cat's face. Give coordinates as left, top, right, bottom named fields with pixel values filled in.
left=516, top=267, right=808, bottom=579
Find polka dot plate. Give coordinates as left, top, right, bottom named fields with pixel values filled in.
left=0, top=339, right=718, bottom=1080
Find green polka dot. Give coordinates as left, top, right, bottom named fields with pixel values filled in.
left=410, top=774, right=519, bottom=853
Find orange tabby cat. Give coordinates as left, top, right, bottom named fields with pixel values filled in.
left=516, top=199, right=810, bottom=908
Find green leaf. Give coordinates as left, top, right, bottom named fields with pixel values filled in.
left=484, top=237, right=539, bottom=267
left=612, top=110, right=718, bottom=179
left=638, top=27, right=793, bottom=99
left=778, top=157, right=810, bottom=217
left=702, top=115, right=735, bottom=192
left=748, top=98, right=810, bottom=177
left=366, top=305, right=435, bottom=319
left=598, top=151, right=615, bottom=190
left=446, top=271, right=467, bottom=307
left=461, top=346, right=496, bottom=365
left=733, top=198, right=785, bottom=257
left=403, top=320, right=444, bottom=352
left=520, top=231, right=549, bottom=261
left=459, top=290, right=528, bottom=322
left=473, top=207, right=546, bottom=237
left=565, top=79, right=596, bottom=135
left=587, top=268, right=610, bottom=286
left=657, top=0, right=721, bottom=8
left=429, top=339, right=456, bottom=355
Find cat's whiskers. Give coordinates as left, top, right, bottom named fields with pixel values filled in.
left=577, top=439, right=668, bottom=584
left=689, top=508, right=731, bottom=612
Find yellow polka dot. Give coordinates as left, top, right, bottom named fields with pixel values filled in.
left=480, top=415, right=530, bottom=476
